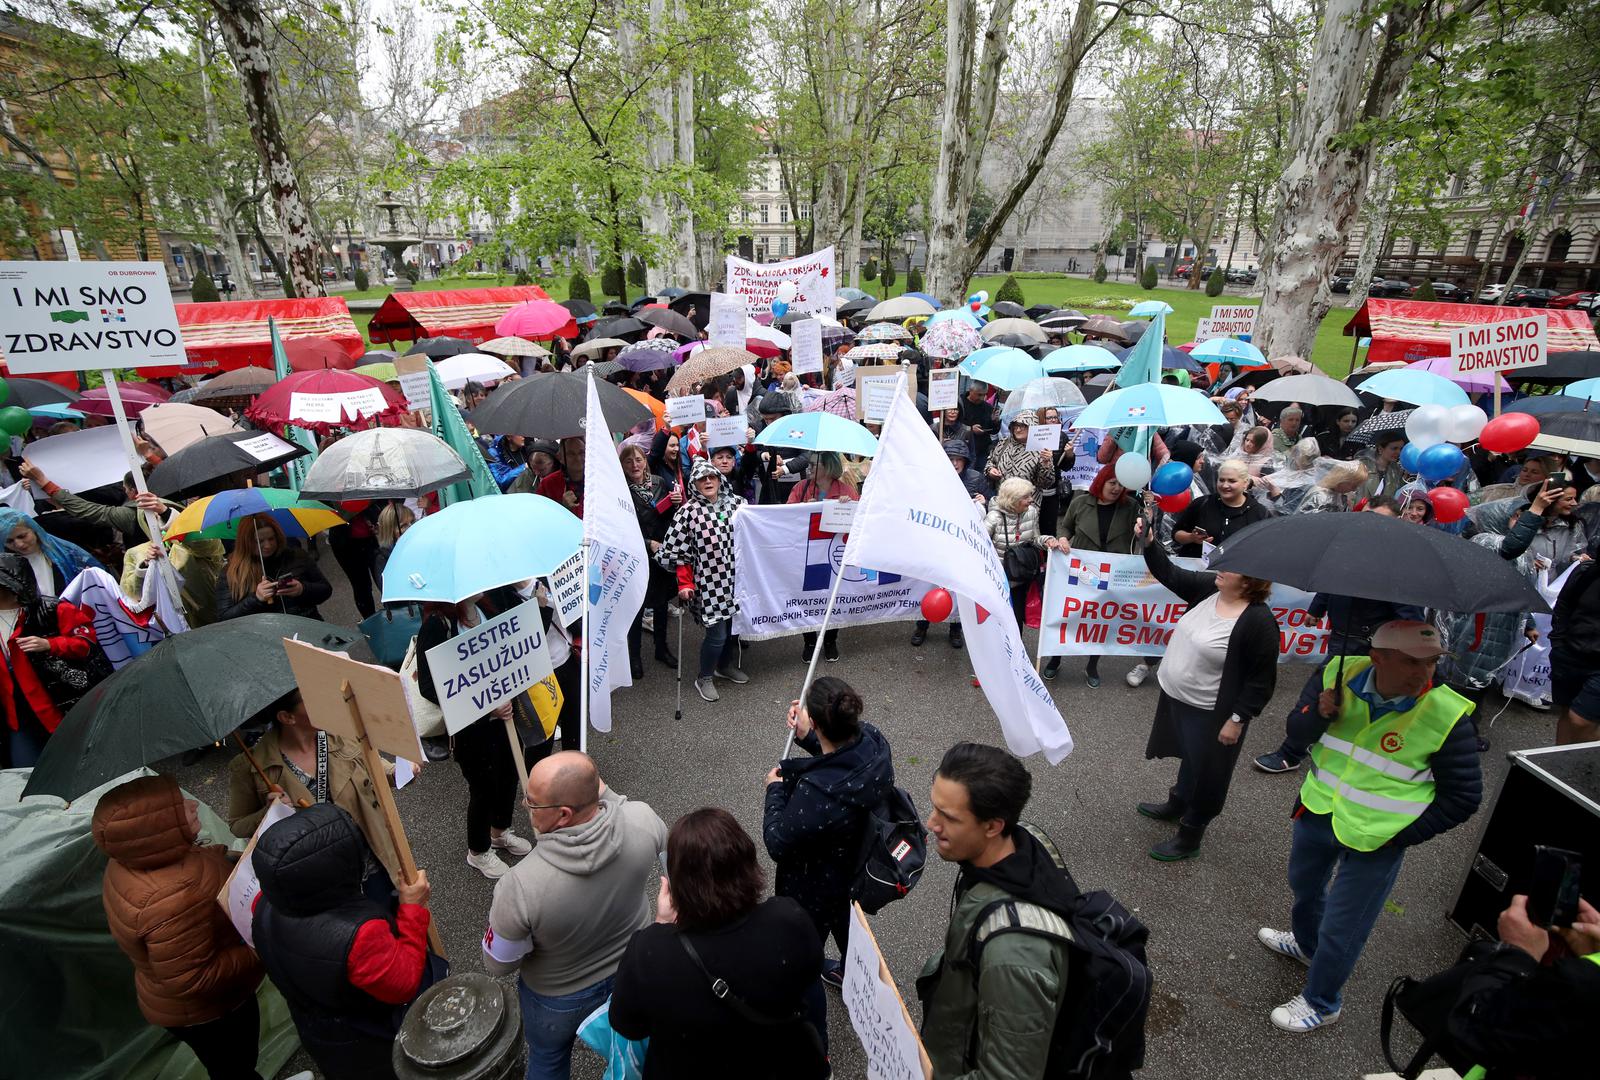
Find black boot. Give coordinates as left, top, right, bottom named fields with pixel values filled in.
left=1043, top=657, right=1060, bottom=680
left=630, top=655, right=644, bottom=679
left=654, top=627, right=677, bottom=668
left=1149, top=823, right=1205, bottom=861
left=949, top=624, right=964, bottom=649
left=1136, top=797, right=1184, bottom=823
left=911, top=620, right=928, bottom=646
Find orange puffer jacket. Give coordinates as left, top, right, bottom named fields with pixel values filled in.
left=91, top=775, right=263, bottom=1029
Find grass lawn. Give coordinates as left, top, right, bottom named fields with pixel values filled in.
left=335, top=271, right=1364, bottom=374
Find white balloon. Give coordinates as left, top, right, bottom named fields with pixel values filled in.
left=1405, top=403, right=1449, bottom=449
left=775, top=281, right=799, bottom=303
left=1444, top=403, right=1488, bottom=444
left=1114, top=451, right=1152, bottom=491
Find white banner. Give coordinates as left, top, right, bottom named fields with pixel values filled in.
left=1036, top=550, right=1329, bottom=660
left=22, top=425, right=129, bottom=493
left=0, top=260, right=184, bottom=372
left=218, top=800, right=294, bottom=948
left=1206, top=304, right=1257, bottom=337
left=708, top=292, right=747, bottom=348
left=725, top=246, right=836, bottom=317
left=1451, top=313, right=1547, bottom=376
left=927, top=369, right=959, bottom=411
left=424, top=600, right=554, bottom=734
left=1502, top=562, right=1572, bottom=707
left=790, top=318, right=824, bottom=375
left=732, top=501, right=934, bottom=639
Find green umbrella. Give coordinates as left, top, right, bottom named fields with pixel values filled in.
left=22, top=614, right=356, bottom=801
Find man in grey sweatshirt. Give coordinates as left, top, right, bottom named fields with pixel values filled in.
left=482, top=751, right=667, bottom=1080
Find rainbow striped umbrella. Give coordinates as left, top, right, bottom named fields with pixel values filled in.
left=164, top=487, right=346, bottom=541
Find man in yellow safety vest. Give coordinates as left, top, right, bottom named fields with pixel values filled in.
left=1256, top=620, right=1484, bottom=1033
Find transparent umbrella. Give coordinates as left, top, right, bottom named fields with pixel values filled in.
left=999, top=377, right=1088, bottom=421
left=298, top=428, right=471, bottom=500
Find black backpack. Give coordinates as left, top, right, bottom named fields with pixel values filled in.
left=850, top=784, right=927, bottom=914
left=965, top=823, right=1152, bottom=1079
left=1379, top=938, right=1499, bottom=1079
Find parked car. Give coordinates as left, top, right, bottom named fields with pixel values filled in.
left=1506, top=286, right=1559, bottom=307
left=1368, top=279, right=1416, bottom=298
left=1225, top=267, right=1257, bottom=285
left=1330, top=275, right=1353, bottom=294
left=1427, top=281, right=1469, bottom=302
left=319, top=266, right=340, bottom=282
left=1580, top=294, right=1600, bottom=316
left=1547, top=291, right=1597, bottom=310
left=1477, top=283, right=1509, bottom=303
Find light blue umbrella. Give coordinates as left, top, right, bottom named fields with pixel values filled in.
left=1563, top=377, right=1600, bottom=401
left=754, top=411, right=879, bottom=457
left=903, top=291, right=943, bottom=310
left=956, top=345, right=1011, bottom=374
left=1355, top=368, right=1470, bottom=407
left=1128, top=300, right=1174, bottom=317
left=28, top=403, right=85, bottom=422
left=926, top=307, right=983, bottom=329
left=381, top=493, right=582, bottom=603
left=1072, top=383, right=1227, bottom=430
left=958, top=347, right=1044, bottom=389
left=1190, top=337, right=1268, bottom=367
left=1041, top=344, right=1122, bottom=374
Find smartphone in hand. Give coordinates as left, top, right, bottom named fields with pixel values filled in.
left=1528, top=845, right=1583, bottom=928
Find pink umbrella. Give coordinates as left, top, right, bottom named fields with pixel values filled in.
left=820, top=386, right=858, bottom=419
left=921, top=320, right=983, bottom=360
left=75, top=384, right=166, bottom=417
left=1404, top=356, right=1510, bottom=394
left=493, top=300, right=580, bottom=341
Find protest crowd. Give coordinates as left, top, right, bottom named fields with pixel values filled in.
left=4, top=272, right=1600, bottom=1080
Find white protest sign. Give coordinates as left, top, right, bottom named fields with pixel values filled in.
left=288, top=392, right=342, bottom=425
left=547, top=550, right=586, bottom=627
left=1207, top=304, right=1257, bottom=337
left=819, top=498, right=856, bottom=533
left=1192, top=318, right=1226, bottom=343
left=790, top=318, right=824, bottom=375
left=927, top=369, right=959, bottom=412
left=725, top=246, right=836, bottom=317
left=341, top=386, right=390, bottom=420
left=217, top=799, right=294, bottom=948
left=1451, top=313, right=1547, bottom=376
left=23, top=425, right=128, bottom=492
left=398, top=371, right=432, bottom=411
left=843, top=903, right=933, bottom=1080
left=1026, top=422, right=1062, bottom=451
left=424, top=600, right=554, bottom=734
left=666, top=395, right=708, bottom=428
left=0, top=261, right=184, bottom=373
left=235, top=432, right=296, bottom=463
left=705, top=415, right=747, bottom=449
left=708, top=292, right=747, bottom=348
left=1062, top=426, right=1105, bottom=490
left=859, top=373, right=902, bottom=424
left=394, top=757, right=417, bottom=789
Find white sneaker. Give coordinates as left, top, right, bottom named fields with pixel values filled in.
left=1256, top=927, right=1310, bottom=966
left=491, top=830, right=532, bottom=857
left=695, top=677, right=719, bottom=702
left=283, top=1073, right=315, bottom=1080
left=1270, top=993, right=1340, bottom=1033
left=1126, top=662, right=1151, bottom=687
left=467, top=850, right=510, bottom=879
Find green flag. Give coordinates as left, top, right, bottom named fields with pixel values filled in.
left=1113, top=311, right=1166, bottom=456
left=427, top=359, right=499, bottom=505
left=268, top=317, right=318, bottom=490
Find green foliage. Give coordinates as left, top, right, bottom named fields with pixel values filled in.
left=880, top=261, right=896, bottom=290
left=1206, top=268, right=1226, bottom=296
left=513, top=269, right=533, bottom=286
left=602, top=263, right=625, bottom=298
left=1093, top=262, right=1108, bottom=283
left=1413, top=279, right=1437, bottom=301
left=627, top=256, right=646, bottom=288
left=863, top=257, right=878, bottom=282
left=189, top=270, right=220, bottom=304
left=403, top=261, right=421, bottom=284
left=568, top=271, right=591, bottom=302
left=1139, top=265, right=1158, bottom=290
left=907, top=268, right=924, bottom=293
left=353, top=267, right=370, bottom=292
left=995, top=275, right=1025, bottom=305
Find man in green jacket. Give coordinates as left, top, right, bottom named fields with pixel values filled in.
left=918, top=743, right=1073, bottom=1079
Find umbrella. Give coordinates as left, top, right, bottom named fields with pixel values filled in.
left=959, top=348, right=1045, bottom=391
left=866, top=296, right=936, bottom=322
left=1122, top=322, right=1149, bottom=345
left=434, top=353, right=517, bottom=389
left=1506, top=395, right=1600, bottom=457
left=299, top=428, right=470, bottom=501
left=139, top=403, right=240, bottom=455
left=1348, top=407, right=1413, bottom=445
left=837, top=288, right=877, bottom=303
left=815, top=386, right=859, bottom=419
left=991, top=301, right=1027, bottom=319
left=1252, top=373, right=1363, bottom=409
left=247, top=369, right=407, bottom=433
left=114, top=380, right=170, bottom=400
left=821, top=324, right=856, bottom=347
left=361, top=349, right=400, bottom=362
left=1041, top=344, right=1121, bottom=374
left=1037, top=309, right=1089, bottom=330
left=495, top=299, right=579, bottom=340
left=837, top=298, right=876, bottom=319
left=192, top=366, right=276, bottom=406
left=902, top=292, right=942, bottom=309
left=635, top=308, right=699, bottom=340
left=572, top=337, right=629, bottom=361
left=980, top=318, right=1048, bottom=344
left=926, top=308, right=983, bottom=330
left=591, top=317, right=647, bottom=341
left=405, top=337, right=477, bottom=358
left=165, top=487, right=346, bottom=541
left=1080, top=315, right=1130, bottom=343
left=753, top=412, right=879, bottom=457
left=1564, top=377, right=1600, bottom=401
left=382, top=493, right=583, bottom=604
left=1128, top=300, right=1174, bottom=317
left=586, top=359, right=625, bottom=380
left=999, top=377, right=1088, bottom=421
left=1209, top=513, right=1549, bottom=615
left=857, top=322, right=912, bottom=344
left=846, top=342, right=906, bottom=362
left=353, top=362, right=398, bottom=383
left=667, top=293, right=712, bottom=329
left=1073, top=384, right=1226, bottom=429
left=657, top=286, right=688, bottom=299
left=147, top=430, right=307, bottom=497
left=1115, top=343, right=1203, bottom=373
left=1506, top=350, right=1599, bottom=386
left=3, top=377, right=82, bottom=407
left=74, top=384, right=164, bottom=417
left=1191, top=338, right=1269, bottom=367
left=28, top=403, right=84, bottom=423
left=478, top=336, right=551, bottom=360
left=745, top=320, right=791, bottom=358
left=20, top=614, right=357, bottom=801
left=622, top=387, right=666, bottom=430
left=1403, top=356, right=1510, bottom=395
left=559, top=299, right=598, bottom=320
left=1355, top=368, right=1470, bottom=407
left=282, top=336, right=358, bottom=371
left=666, top=346, right=760, bottom=395
left=474, top=370, right=654, bottom=439
left=921, top=320, right=984, bottom=360
left=617, top=338, right=681, bottom=372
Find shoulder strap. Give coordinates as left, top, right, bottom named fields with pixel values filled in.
left=973, top=898, right=1076, bottom=957
left=676, top=931, right=801, bottom=1027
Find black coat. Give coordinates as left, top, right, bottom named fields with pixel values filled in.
left=763, top=723, right=894, bottom=931
left=214, top=547, right=332, bottom=621
left=1446, top=944, right=1600, bottom=1079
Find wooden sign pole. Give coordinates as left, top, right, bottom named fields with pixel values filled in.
left=342, top=680, right=446, bottom=957
left=504, top=715, right=536, bottom=832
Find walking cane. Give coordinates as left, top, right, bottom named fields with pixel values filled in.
left=673, top=610, right=684, bottom=723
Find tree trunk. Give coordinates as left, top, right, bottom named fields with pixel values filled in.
left=1349, top=156, right=1395, bottom=310
left=210, top=0, right=323, bottom=299
left=197, top=27, right=257, bottom=298
left=673, top=0, right=697, bottom=288
left=244, top=198, right=291, bottom=293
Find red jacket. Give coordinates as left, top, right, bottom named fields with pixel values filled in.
left=0, top=600, right=96, bottom=733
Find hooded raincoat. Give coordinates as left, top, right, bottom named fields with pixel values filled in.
left=654, top=458, right=745, bottom=625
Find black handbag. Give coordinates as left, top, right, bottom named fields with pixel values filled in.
left=676, top=930, right=829, bottom=1077
left=1001, top=513, right=1042, bottom=584
left=28, top=601, right=114, bottom=714
left=1379, top=937, right=1499, bottom=1078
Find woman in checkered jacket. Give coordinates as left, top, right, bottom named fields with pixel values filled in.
left=656, top=458, right=747, bottom=704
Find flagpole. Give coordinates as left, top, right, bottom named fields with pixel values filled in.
left=579, top=366, right=593, bottom=754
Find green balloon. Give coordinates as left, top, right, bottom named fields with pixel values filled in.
left=0, top=406, right=32, bottom=437
left=0, top=381, right=10, bottom=407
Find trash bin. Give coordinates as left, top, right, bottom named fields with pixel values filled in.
left=393, top=972, right=525, bottom=1080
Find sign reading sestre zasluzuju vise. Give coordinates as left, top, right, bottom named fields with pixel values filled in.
left=0, top=261, right=184, bottom=373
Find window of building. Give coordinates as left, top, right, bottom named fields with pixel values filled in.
left=780, top=204, right=789, bottom=224
left=741, top=204, right=751, bottom=223
left=1449, top=175, right=1465, bottom=198
left=760, top=203, right=770, bottom=224
left=1408, top=237, right=1420, bottom=257
left=1465, top=229, right=1482, bottom=257
left=799, top=204, right=811, bottom=220
left=779, top=236, right=790, bottom=256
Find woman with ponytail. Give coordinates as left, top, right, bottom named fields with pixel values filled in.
left=762, top=676, right=894, bottom=991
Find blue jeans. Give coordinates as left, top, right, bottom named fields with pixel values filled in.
left=698, top=618, right=737, bottom=678
left=7, top=719, right=48, bottom=768
left=518, top=976, right=614, bottom=1080
left=1288, top=811, right=1405, bottom=1014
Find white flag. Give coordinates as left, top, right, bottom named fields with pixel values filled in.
left=582, top=369, right=649, bottom=733
left=842, top=381, right=1074, bottom=763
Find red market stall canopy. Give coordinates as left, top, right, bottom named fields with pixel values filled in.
left=153, top=298, right=364, bottom=377
left=366, top=286, right=553, bottom=344
left=1344, top=298, right=1599, bottom=363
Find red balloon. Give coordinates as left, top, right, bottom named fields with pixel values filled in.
left=920, top=588, right=954, bottom=623
left=1156, top=490, right=1192, bottom=513
left=1428, top=486, right=1470, bottom=524
left=1478, top=412, right=1539, bottom=454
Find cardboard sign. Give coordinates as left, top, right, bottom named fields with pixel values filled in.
left=423, top=600, right=555, bottom=735
left=843, top=902, right=933, bottom=1080
left=927, top=369, right=960, bottom=412
left=819, top=498, right=856, bottom=533
left=547, top=550, right=586, bottom=627
left=1026, top=422, right=1062, bottom=451
left=790, top=318, right=824, bottom=375
left=0, top=260, right=184, bottom=372
left=708, top=292, right=747, bottom=349
left=724, top=246, right=836, bottom=318
left=395, top=355, right=433, bottom=411
left=283, top=638, right=424, bottom=762
left=855, top=366, right=913, bottom=424
left=705, top=414, right=747, bottom=449
left=1451, top=313, right=1547, bottom=375
left=666, top=395, right=708, bottom=428
left=217, top=800, right=294, bottom=948
left=235, top=432, right=296, bottom=463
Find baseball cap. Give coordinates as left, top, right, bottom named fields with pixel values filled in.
left=1371, top=620, right=1445, bottom=659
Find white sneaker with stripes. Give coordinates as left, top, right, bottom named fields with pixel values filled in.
left=1256, top=926, right=1310, bottom=966
left=1270, top=993, right=1341, bottom=1033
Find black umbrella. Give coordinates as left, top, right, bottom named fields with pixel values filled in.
left=559, top=299, right=597, bottom=319
left=627, top=295, right=657, bottom=310
left=668, top=292, right=711, bottom=330
left=147, top=429, right=309, bottom=497
left=837, top=298, right=875, bottom=318
left=473, top=370, right=653, bottom=440
left=22, top=615, right=357, bottom=801
left=590, top=317, right=647, bottom=341
left=1208, top=513, right=1549, bottom=615
left=1037, top=309, right=1088, bottom=330
left=986, top=333, right=1038, bottom=349
left=1025, top=304, right=1057, bottom=320
left=1506, top=394, right=1600, bottom=456
left=191, top=365, right=276, bottom=407
left=602, top=301, right=629, bottom=316
left=658, top=286, right=688, bottom=298
left=405, top=337, right=477, bottom=358
left=635, top=308, right=698, bottom=340
left=4, top=377, right=83, bottom=407
left=1506, top=350, right=1599, bottom=386
left=991, top=301, right=1027, bottom=319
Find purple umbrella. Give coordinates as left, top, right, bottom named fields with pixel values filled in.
left=1404, top=356, right=1510, bottom=395
left=616, top=338, right=680, bottom=372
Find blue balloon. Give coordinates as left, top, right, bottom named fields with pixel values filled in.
left=771, top=300, right=789, bottom=319
left=1417, top=442, right=1465, bottom=483
left=1150, top=461, right=1194, bottom=497
left=1400, top=441, right=1423, bottom=474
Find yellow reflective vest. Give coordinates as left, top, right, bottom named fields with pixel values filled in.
left=1299, top=657, right=1473, bottom=852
